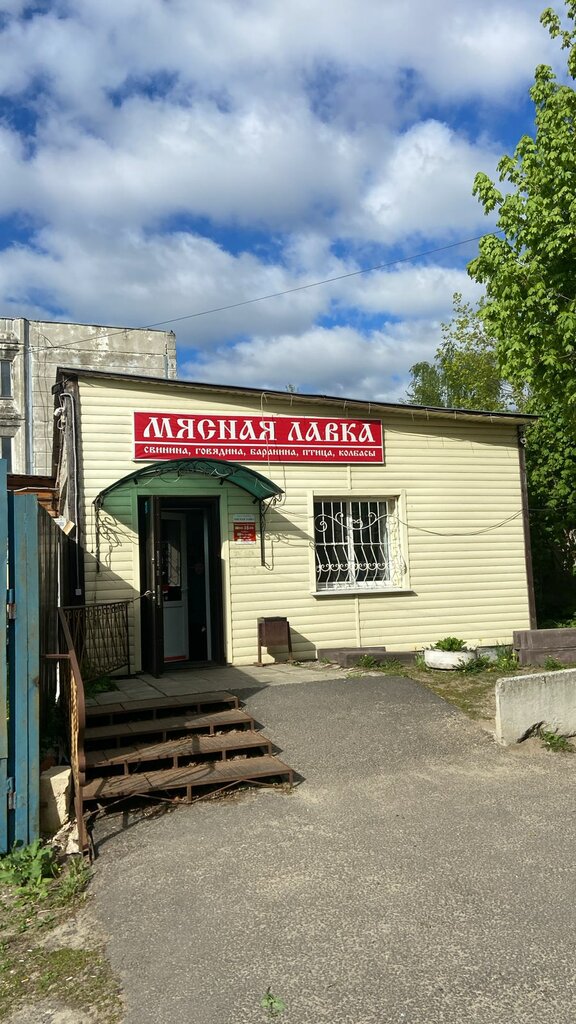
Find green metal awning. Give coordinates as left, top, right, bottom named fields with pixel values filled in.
left=94, top=457, right=284, bottom=509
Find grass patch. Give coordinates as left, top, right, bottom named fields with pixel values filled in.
left=0, top=848, right=122, bottom=1023
left=351, top=648, right=576, bottom=721
left=351, top=652, right=505, bottom=718
left=412, top=668, right=497, bottom=719
left=0, top=946, right=122, bottom=1022
left=84, top=674, right=119, bottom=699
left=544, top=656, right=565, bottom=671
left=415, top=658, right=576, bottom=721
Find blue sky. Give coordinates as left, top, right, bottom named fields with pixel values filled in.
left=0, top=0, right=563, bottom=401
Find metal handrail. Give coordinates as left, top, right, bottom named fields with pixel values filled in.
left=60, top=600, right=130, bottom=684
left=50, top=610, right=91, bottom=859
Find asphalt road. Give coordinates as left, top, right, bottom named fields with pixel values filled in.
left=91, top=675, right=576, bottom=1024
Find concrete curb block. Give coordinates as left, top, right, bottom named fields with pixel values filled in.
left=495, top=669, right=576, bottom=745
left=40, top=766, right=71, bottom=835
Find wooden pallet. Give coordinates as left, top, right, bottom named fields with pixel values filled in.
left=83, top=754, right=294, bottom=802
left=86, top=730, right=273, bottom=773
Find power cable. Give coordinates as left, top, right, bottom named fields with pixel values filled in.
left=24, top=230, right=502, bottom=354
left=142, top=232, right=502, bottom=330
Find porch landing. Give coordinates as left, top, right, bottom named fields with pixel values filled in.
left=85, top=660, right=350, bottom=709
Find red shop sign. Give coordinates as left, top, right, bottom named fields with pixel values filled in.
left=133, top=412, right=384, bottom=464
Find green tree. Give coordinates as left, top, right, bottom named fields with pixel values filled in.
left=405, top=360, right=445, bottom=407
left=469, top=2, right=576, bottom=420
left=525, top=400, right=576, bottom=619
left=406, top=293, right=511, bottom=410
left=466, top=0, right=576, bottom=618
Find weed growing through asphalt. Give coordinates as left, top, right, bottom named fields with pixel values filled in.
left=51, top=855, right=92, bottom=905
left=261, top=987, right=286, bottom=1017
left=380, top=658, right=406, bottom=672
left=538, top=727, right=575, bottom=752
left=355, top=654, right=380, bottom=669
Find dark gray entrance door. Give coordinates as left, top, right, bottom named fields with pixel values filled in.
left=139, top=495, right=163, bottom=676
left=139, top=496, right=224, bottom=674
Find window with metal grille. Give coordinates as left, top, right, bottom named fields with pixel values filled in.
left=314, top=499, right=392, bottom=591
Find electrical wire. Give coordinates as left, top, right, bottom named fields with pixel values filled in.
left=22, top=230, right=502, bottom=355
left=271, top=499, right=524, bottom=536
left=390, top=510, right=523, bottom=536
left=142, top=232, right=501, bottom=330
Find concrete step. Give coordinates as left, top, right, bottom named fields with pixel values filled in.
left=317, top=646, right=417, bottom=668
left=317, top=646, right=387, bottom=667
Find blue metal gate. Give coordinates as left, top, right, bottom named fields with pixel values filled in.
left=1, top=459, right=40, bottom=852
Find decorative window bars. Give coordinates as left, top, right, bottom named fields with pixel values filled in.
left=314, top=499, right=402, bottom=591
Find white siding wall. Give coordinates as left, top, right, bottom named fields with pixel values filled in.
left=76, top=378, right=532, bottom=666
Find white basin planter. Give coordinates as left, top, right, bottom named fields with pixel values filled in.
left=424, top=649, right=476, bottom=671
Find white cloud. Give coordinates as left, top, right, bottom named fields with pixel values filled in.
left=0, top=0, right=556, bottom=403
left=341, top=264, right=483, bottom=318
left=0, top=227, right=337, bottom=343
left=351, top=121, right=500, bottom=243
left=0, top=0, right=553, bottom=112
left=0, top=0, right=550, bottom=242
left=6, top=97, right=365, bottom=233
left=182, top=320, right=447, bottom=403
left=0, top=105, right=499, bottom=246
left=0, top=221, right=484, bottom=342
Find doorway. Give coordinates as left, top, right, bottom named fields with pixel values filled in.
left=160, top=513, right=189, bottom=662
left=139, top=496, right=224, bottom=674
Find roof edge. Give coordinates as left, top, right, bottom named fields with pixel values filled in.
left=54, top=366, right=537, bottom=424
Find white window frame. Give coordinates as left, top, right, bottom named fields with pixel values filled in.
left=313, top=497, right=396, bottom=593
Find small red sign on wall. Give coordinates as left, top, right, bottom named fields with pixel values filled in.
left=233, top=516, right=257, bottom=543
left=133, top=412, right=384, bottom=464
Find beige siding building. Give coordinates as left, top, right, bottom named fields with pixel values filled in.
left=54, top=367, right=536, bottom=671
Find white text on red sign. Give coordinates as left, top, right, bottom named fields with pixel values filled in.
left=133, top=413, right=384, bottom=464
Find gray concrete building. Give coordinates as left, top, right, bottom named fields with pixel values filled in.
left=0, top=317, right=177, bottom=475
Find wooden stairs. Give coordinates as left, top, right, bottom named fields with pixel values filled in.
left=83, top=690, right=294, bottom=807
